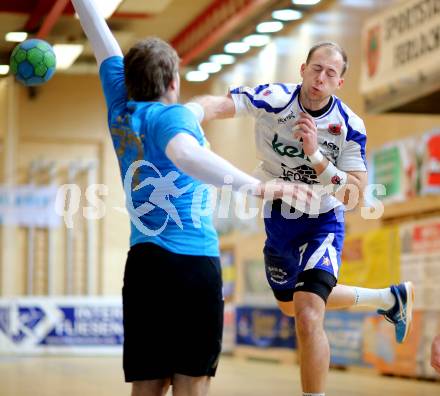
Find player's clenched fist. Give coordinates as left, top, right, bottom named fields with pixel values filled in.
left=293, top=112, right=318, bottom=156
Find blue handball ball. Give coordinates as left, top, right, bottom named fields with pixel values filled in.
left=10, top=39, right=56, bottom=86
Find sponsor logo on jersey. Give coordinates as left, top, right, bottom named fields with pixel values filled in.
left=263, top=89, right=272, bottom=96
left=321, top=140, right=340, bottom=161
left=277, top=112, right=296, bottom=124
left=272, top=133, right=307, bottom=159
left=331, top=175, right=342, bottom=185
left=280, top=163, right=319, bottom=184
left=328, top=123, right=342, bottom=135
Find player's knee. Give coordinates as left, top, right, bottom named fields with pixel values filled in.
left=294, top=306, right=323, bottom=338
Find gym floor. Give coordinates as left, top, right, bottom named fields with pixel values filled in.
left=0, top=355, right=438, bottom=396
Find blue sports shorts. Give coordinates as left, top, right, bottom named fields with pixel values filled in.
left=263, top=200, right=345, bottom=302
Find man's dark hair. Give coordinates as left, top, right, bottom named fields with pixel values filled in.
left=124, top=37, right=180, bottom=101
left=306, top=42, right=348, bottom=76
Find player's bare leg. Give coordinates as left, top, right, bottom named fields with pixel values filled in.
left=277, top=284, right=395, bottom=316
left=172, top=375, right=210, bottom=396
left=132, top=379, right=171, bottom=396
left=293, top=291, right=328, bottom=395
left=278, top=282, right=414, bottom=344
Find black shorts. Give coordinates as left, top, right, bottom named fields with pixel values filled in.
left=272, top=268, right=337, bottom=304
left=122, top=242, right=223, bottom=382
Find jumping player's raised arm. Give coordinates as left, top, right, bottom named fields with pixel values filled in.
left=72, top=0, right=126, bottom=121
left=71, top=0, right=122, bottom=66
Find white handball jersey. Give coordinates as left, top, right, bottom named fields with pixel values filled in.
left=230, top=83, right=367, bottom=214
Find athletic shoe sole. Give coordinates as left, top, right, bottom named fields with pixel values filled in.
left=400, top=281, right=414, bottom=343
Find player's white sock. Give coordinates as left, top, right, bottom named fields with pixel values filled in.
left=353, top=287, right=396, bottom=311
left=303, top=393, right=325, bottom=396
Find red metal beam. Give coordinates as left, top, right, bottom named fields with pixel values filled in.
left=63, top=3, right=151, bottom=19
left=0, top=0, right=37, bottom=14
left=0, top=2, right=151, bottom=20
left=36, top=0, right=70, bottom=38
left=24, top=0, right=53, bottom=32
left=171, top=0, right=270, bottom=66
left=111, top=12, right=152, bottom=19
left=171, top=0, right=229, bottom=49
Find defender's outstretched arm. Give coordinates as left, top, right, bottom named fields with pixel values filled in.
left=71, top=0, right=122, bottom=66
left=189, top=94, right=236, bottom=122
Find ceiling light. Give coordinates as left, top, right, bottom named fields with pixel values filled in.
left=198, top=62, right=222, bottom=74
left=272, top=9, right=303, bottom=21
left=75, top=0, right=123, bottom=19
left=53, top=44, right=84, bottom=70
left=5, top=32, right=28, bottom=43
left=243, top=34, right=271, bottom=47
left=0, top=65, right=10, bottom=75
left=256, top=21, right=284, bottom=34
left=292, top=0, right=321, bottom=5
left=209, top=54, right=236, bottom=65
left=186, top=71, right=209, bottom=82
left=224, top=42, right=250, bottom=54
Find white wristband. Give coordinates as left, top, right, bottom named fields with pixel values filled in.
left=308, top=149, right=324, bottom=165
left=185, top=102, right=205, bottom=123
left=318, top=161, right=348, bottom=193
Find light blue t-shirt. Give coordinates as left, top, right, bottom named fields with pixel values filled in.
left=99, top=56, right=219, bottom=257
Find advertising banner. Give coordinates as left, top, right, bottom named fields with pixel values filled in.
left=361, top=0, right=440, bottom=95
left=364, top=311, right=425, bottom=377
left=421, top=311, right=440, bottom=378
left=369, top=139, right=417, bottom=204
left=0, top=297, right=123, bottom=355
left=242, top=259, right=274, bottom=305
left=0, top=297, right=238, bottom=356
left=0, top=185, right=60, bottom=227
left=222, top=303, right=235, bottom=353
left=325, top=311, right=374, bottom=367
left=235, top=306, right=295, bottom=349
left=339, top=227, right=400, bottom=288
left=220, top=249, right=235, bottom=301
left=400, top=218, right=440, bottom=310
left=419, top=129, right=440, bottom=194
